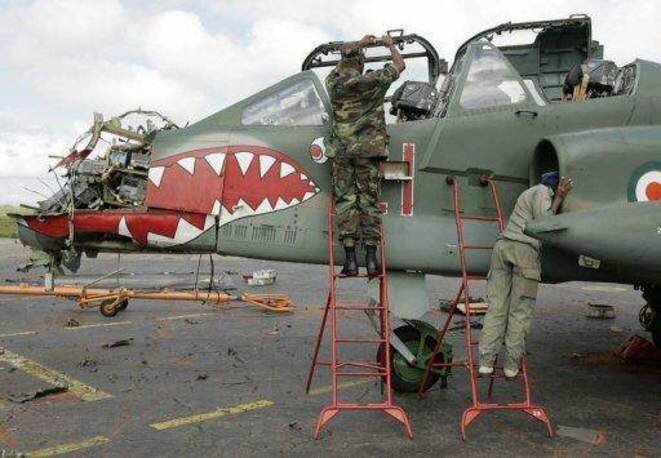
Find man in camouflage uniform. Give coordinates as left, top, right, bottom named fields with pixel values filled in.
left=479, top=172, right=574, bottom=378
left=326, top=34, right=406, bottom=277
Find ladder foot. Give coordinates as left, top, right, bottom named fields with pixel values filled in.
left=523, top=407, right=554, bottom=437
left=460, top=407, right=482, bottom=441
left=314, top=407, right=340, bottom=439
left=384, top=407, right=414, bottom=439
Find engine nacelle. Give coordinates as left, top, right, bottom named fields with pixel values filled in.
left=532, top=126, right=661, bottom=213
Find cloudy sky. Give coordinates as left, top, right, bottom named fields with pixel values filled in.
left=0, top=0, right=659, bottom=204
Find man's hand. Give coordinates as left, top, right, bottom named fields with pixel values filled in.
left=358, top=34, right=376, bottom=46
left=382, top=34, right=405, bottom=74
left=556, top=177, right=574, bottom=197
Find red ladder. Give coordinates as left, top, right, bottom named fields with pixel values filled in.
left=418, top=175, right=553, bottom=440
left=305, top=197, right=413, bottom=439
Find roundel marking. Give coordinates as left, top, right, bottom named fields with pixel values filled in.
left=309, top=137, right=328, bottom=164
left=628, top=162, right=661, bottom=202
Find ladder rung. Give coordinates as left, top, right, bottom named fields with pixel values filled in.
left=335, top=305, right=385, bottom=311
left=336, top=371, right=386, bottom=377
left=336, top=361, right=384, bottom=370
left=462, top=245, right=494, bottom=250
left=460, top=214, right=500, bottom=222
left=334, top=273, right=384, bottom=279
left=336, top=338, right=387, bottom=344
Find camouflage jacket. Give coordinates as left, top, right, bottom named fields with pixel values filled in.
left=325, top=63, right=399, bottom=159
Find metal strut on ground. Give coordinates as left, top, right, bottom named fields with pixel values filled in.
left=305, top=196, right=413, bottom=439
left=418, top=175, right=553, bottom=440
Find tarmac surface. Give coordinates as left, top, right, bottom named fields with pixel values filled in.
left=0, top=238, right=659, bottom=457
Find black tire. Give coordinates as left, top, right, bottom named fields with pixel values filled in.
left=376, top=325, right=442, bottom=393
left=117, top=299, right=129, bottom=311
left=100, top=300, right=119, bottom=317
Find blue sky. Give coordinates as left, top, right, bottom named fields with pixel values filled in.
left=0, top=0, right=659, bottom=204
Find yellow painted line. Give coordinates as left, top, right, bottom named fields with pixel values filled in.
left=156, top=313, right=214, bottom=322
left=150, top=399, right=273, bottom=430
left=0, top=331, right=37, bottom=338
left=27, top=435, right=110, bottom=457
left=65, top=321, right=132, bottom=330
left=0, top=349, right=112, bottom=402
left=308, top=379, right=373, bottom=396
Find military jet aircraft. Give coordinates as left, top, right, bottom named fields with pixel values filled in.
left=10, top=15, right=661, bottom=389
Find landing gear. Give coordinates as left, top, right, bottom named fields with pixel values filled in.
left=377, top=324, right=452, bottom=393
left=640, top=286, right=661, bottom=348
left=99, top=298, right=129, bottom=317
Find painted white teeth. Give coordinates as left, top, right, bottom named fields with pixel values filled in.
left=308, top=180, right=315, bottom=186
left=255, top=198, right=273, bottom=213
left=280, top=163, right=295, bottom=178
left=205, top=153, right=225, bottom=175
left=290, top=198, right=300, bottom=205
left=235, top=152, right=254, bottom=175
left=148, top=167, right=165, bottom=187
left=211, top=200, right=221, bottom=215
left=274, top=197, right=288, bottom=210
left=300, top=173, right=308, bottom=180
left=118, top=216, right=131, bottom=237
left=303, top=192, right=315, bottom=201
left=177, top=157, right=196, bottom=174
left=315, top=187, right=320, bottom=192
left=259, top=155, right=276, bottom=177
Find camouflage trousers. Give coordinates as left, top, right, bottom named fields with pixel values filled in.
left=479, top=239, right=541, bottom=371
left=332, top=156, right=381, bottom=247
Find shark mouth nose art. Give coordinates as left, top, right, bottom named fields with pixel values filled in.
left=19, top=145, right=321, bottom=248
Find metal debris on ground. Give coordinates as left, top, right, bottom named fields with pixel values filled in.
left=610, top=325, right=624, bottom=333
left=585, top=303, right=616, bottom=319
left=439, top=297, right=487, bottom=315
left=8, top=386, right=68, bottom=404
left=243, top=269, right=277, bottom=286
left=556, top=425, right=605, bottom=445
left=240, top=293, right=294, bottom=313
left=66, top=318, right=81, bottom=328
left=102, top=338, right=134, bottom=349
left=614, top=335, right=661, bottom=365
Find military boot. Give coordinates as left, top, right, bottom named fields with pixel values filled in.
left=365, top=245, right=380, bottom=278
left=340, top=246, right=358, bottom=276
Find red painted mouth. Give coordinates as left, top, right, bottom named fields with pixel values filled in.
left=18, top=145, right=321, bottom=248
left=146, top=145, right=320, bottom=223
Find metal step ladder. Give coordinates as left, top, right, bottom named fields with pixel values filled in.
left=305, top=196, right=413, bottom=439
left=418, top=175, right=553, bottom=440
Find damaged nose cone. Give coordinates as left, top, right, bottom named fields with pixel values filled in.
left=10, top=213, right=67, bottom=253
left=524, top=202, right=661, bottom=267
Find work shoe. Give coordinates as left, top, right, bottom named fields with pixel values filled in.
left=365, top=245, right=380, bottom=278
left=504, top=367, right=519, bottom=379
left=478, top=366, right=494, bottom=376
left=340, top=246, right=358, bottom=276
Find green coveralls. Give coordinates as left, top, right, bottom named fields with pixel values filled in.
left=479, top=184, right=554, bottom=370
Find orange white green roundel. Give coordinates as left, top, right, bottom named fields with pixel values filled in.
left=628, top=162, right=661, bottom=202
left=309, top=137, right=328, bottom=164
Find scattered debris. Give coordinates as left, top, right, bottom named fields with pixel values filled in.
left=102, top=338, right=134, bottom=349
left=614, top=335, right=661, bottom=365
left=439, top=297, right=487, bottom=315
left=241, top=293, right=294, bottom=313
left=449, top=320, right=483, bottom=331
left=556, top=425, right=605, bottom=445
left=195, top=374, right=208, bottom=381
left=610, top=325, right=624, bottom=333
left=243, top=269, right=277, bottom=286
left=8, top=386, right=68, bottom=404
left=66, top=318, right=81, bottom=328
left=570, top=352, right=584, bottom=360
left=585, top=303, right=616, bottom=319
left=227, top=347, right=244, bottom=363
left=184, top=318, right=200, bottom=325
left=79, top=358, right=99, bottom=373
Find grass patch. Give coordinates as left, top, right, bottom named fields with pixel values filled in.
left=0, top=205, right=27, bottom=238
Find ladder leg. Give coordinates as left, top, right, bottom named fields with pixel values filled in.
left=305, top=291, right=332, bottom=393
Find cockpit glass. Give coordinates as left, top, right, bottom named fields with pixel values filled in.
left=242, top=79, right=327, bottom=126
left=459, top=44, right=527, bottom=110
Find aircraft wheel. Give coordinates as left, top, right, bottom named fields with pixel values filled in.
left=117, top=299, right=129, bottom=312
left=376, top=325, right=441, bottom=393
left=99, top=300, right=119, bottom=318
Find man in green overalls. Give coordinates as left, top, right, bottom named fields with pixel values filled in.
left=479, top=172, right=574, bottom=378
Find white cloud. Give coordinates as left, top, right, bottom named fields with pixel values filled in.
left=0, top=0, right=660, bottom=206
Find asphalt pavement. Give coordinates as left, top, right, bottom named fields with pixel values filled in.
left=0, top=239, right=659, bottom=457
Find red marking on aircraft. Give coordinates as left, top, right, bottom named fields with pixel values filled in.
left=646, top=182, right=661, bottom=201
